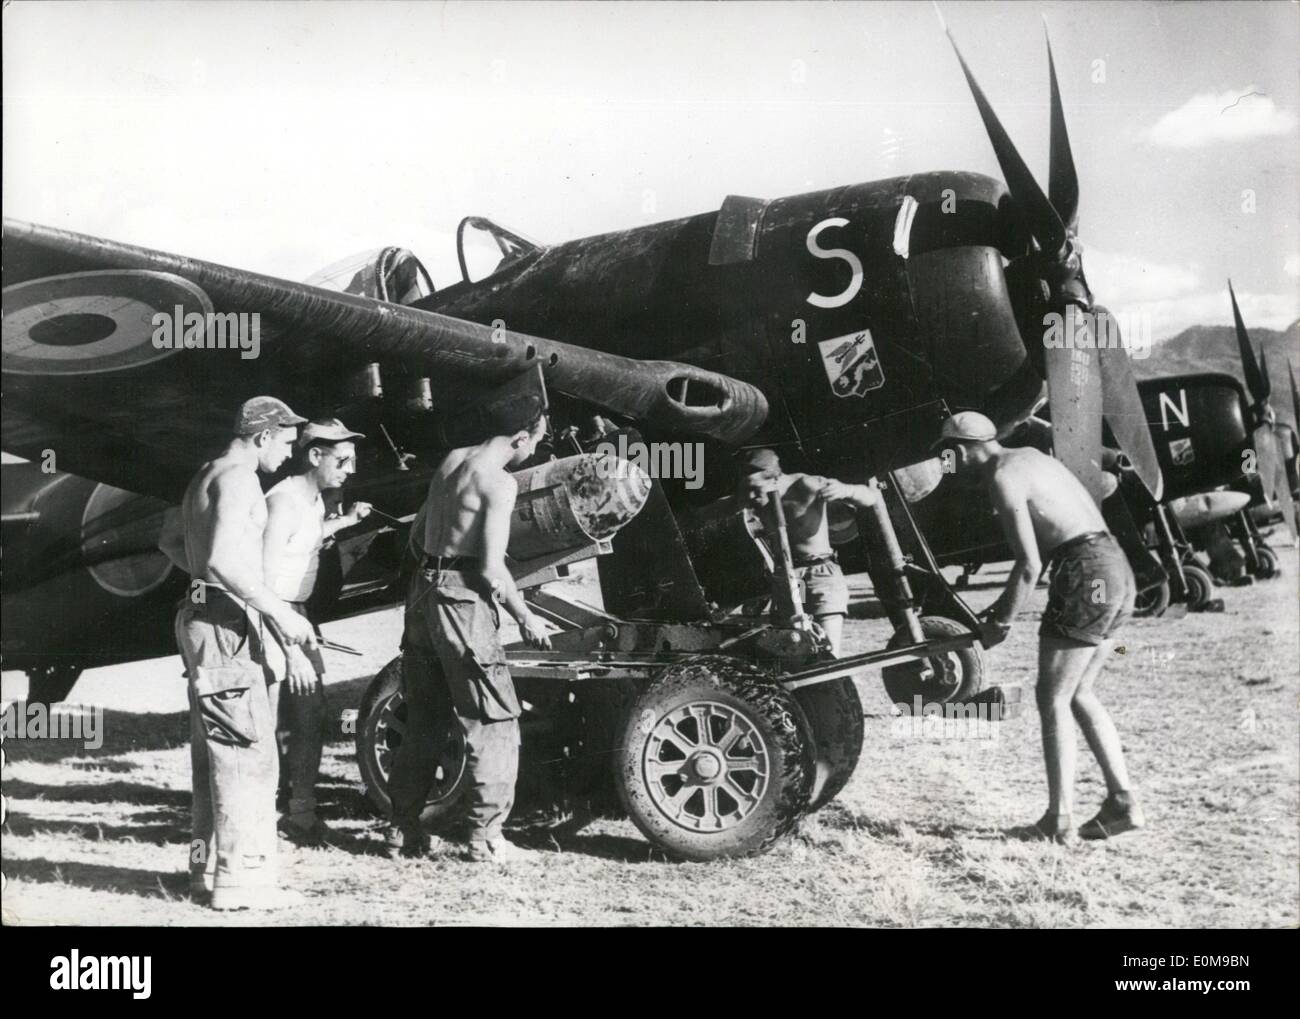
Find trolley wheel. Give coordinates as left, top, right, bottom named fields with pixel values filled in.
left=1133, top=579, right=1171, bottom=618
left=1180, top=563, right=1214, bottom=611
left=880, top=615, right=985, bottom=709
left=793, top=677, right=864, bottom=812
left=356, top=655, right=469, bottom=829
left=614, top=655, right=812, bottom=861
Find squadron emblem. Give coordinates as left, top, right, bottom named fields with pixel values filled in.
left=817, top=329, right=884, bottom=398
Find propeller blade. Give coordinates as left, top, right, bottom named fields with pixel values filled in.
left=940, top=17, right=1067, bottom=256
left=1257, top=344, right=1273, bottom=401
left=1270, top=427, right=1298, bottom=539
left=1044, top=315, right=1106, bottom=504
left=1289, top=358, right=1299, bottom=427
left=1044, top=19, right=1080, bottom=232
left=1096, top=319, right=1163, bottom=500
left=1228, top=280, right=1268, bottom=402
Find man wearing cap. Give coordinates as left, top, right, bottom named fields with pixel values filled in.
left=263, top=418, right=372, bottom=846
left=386, top=405, right=552, bottom=863
left=161, top=396, right=319, bottom=910
left=932, top=410, right=1144, bottom=843
left=740, top=449, right=880, bottom=655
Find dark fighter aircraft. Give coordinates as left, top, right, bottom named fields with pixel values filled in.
left=908, top=283, right=1297, bottom=617
left=2, top=21, right=1164, bottom=707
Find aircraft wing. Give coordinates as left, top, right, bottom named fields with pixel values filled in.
left=2, top=220, right=769, bottom=500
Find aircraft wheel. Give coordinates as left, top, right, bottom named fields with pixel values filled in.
left=1253, top=545, right=1279, bottom=580
left=356, top=655, right=469, bottom=829
left=1133, top=580, right=1171, bottom=618
left=793, top=677, right=864, bottom=813
left=25, top=664, right=83, bottom=706
left=1181, top=563, right=1215, bottom=611
left=881, top=616, right=985, bottom=710
left=614, top=655, right=812, bottom=861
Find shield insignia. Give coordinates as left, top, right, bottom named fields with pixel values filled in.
left=817, top=329, right=884, bottom=398
left=1168, top=437, right=1195, bottom=467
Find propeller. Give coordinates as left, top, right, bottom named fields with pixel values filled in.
left=1228, top=282, right=1297, bottom=538
left=937, top=9, right=1163, bottom=504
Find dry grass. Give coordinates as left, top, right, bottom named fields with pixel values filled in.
left=3, top=557, right=1297, bottom=927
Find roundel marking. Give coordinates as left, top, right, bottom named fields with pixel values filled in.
left=2, top=270, right=212, bottom=376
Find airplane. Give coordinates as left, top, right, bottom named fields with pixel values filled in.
left=904, top=285, right=1298, bottom=617
left=2, top=21, right=1170, bottom=854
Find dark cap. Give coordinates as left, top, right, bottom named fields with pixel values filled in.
left=233, top=396, right=307, bottom=436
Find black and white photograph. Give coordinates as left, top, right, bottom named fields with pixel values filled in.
left=2, top=0, right=1297, bottom=945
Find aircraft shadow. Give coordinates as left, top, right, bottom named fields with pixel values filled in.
left=3, top=707, right=190, bottom=763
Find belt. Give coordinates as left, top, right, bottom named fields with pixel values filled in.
left=792, top=552, right=838, bottom=568
left=1048, top=530, right=1111, bottom=561
left=422, top=554, right=482, bottom=571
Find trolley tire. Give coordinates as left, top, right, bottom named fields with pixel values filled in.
left=356, top=654, right=469, bottom=829
left=793, top=677, right=864, bottom=812
left=614, top=655, right=812, bottom=861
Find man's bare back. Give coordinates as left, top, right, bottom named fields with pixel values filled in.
left=988, top=447, right=1107, bottom=559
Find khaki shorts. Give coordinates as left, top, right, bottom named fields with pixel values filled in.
left=772, top=558, right=850, bottom=619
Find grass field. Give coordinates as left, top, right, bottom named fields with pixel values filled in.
left=3, top=558, right=1297, bottom=927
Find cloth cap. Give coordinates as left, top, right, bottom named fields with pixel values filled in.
left=930, top=411, right=997, bottom=450
left=742, top=448, right=782, bottom=475
left=298, top=418, right=365, bottom=447
left=234, top=396, right=306, bottom=435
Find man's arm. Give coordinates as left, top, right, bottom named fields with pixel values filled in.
left=157, top=507, right=190, bottom=573
left=207, top=472, right=314, bottom=645
left=323, top=501, right=372, bottom=538
left=478, top=474, right=551, bottom=649
left=817, top=476, right=881, bottom=509
left=987, top=471, right=1043, bottom=628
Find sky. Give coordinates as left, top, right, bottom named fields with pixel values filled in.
left=4, top=0, right=1298, bottom=341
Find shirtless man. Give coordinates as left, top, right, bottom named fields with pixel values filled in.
left=263, top=418, right=372, bottom=845
left=159, top=396, right=317, bottom=910
left=385, top=406, right=552, bottom=862
left=933, top=411, right=1144, bottom=843
left=741, top=448, right=880, bottom=655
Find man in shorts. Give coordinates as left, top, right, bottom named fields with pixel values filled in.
left=933, top=411, right=1145, bottom=843
left=740, top=449, right=880, bottom=655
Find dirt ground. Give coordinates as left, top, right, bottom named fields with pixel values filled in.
left=3, top=556, right=1297, bottom=928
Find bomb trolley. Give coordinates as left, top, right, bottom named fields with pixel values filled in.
left=354, top=452, right=1015, bottom=861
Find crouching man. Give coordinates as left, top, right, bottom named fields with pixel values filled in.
left=386, top=405, right=552, bottom=862
left=933, top=411, right=1145, bottom=843
left=263, top=418, right=372, bottom=845
left=159, top=396, right=317, bottom=910
left=740, top=448, right=880, bottom=655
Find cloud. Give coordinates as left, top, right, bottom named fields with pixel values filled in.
left=1140, top=290, right=1300, bottom=342
left=1087, top=249, right=1202, bottom=305
left=1143, top=88, right=1297, bottom=149
left=1284, top=253, right=1300, bottom=279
